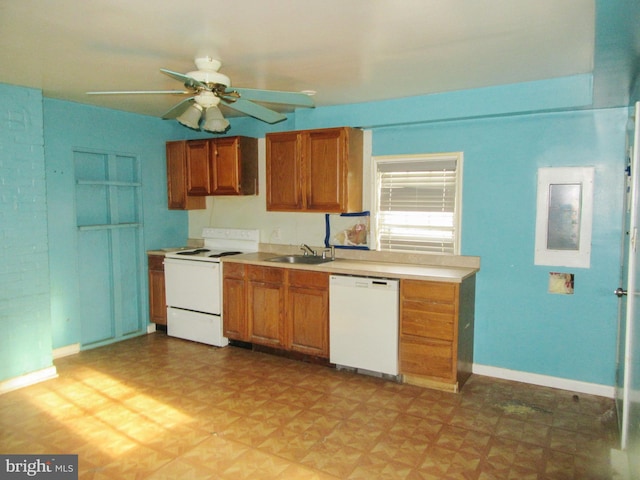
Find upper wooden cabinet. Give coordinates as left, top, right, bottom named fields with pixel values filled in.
left=166, top=140, right=206, bottom=210
left=266, top=127, right=363, bottom=213
left=166, top=136, right=258, bottom=210
left=211, top=136, right=258, bottom=196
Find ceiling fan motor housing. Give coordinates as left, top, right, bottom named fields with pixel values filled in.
left=188, top=57, right=231, bottom=88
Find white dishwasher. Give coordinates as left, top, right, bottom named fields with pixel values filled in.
left=329, top=274, right=399, bottom=376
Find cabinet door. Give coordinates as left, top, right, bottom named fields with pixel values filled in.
left=211, top=137, right=241, bottom=195
left=166, top=141, right=206, bottom=210
left=266, top=132, right=303, bottom=210
left=287, top=270, right=329, bottom=357
left=186, top=140, right=212, bottom=195
left=305, top=128, right=346, bottom=212
left=148, top=255, right=167, bottom=325
left=223, top=277, right=248, bottom=340
left=248, top=266, right=285, bottom=347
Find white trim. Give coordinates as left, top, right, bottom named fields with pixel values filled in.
left=147, top=323, right=157, bottom=334
left=52, top=343, right=80, bottom=359
left=473, top=363, right=615, bottom=398
left=0, top=367, right=58, bottom=395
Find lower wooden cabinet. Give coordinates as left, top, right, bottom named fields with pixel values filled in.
left=222, top=262, right=248, bottom=339
left=399, top=276, right=475, bottom=392
left=287, top=270, right=329, bottom=357
left=147, top=254, right=167, bottom=326
left=247, top=265, right=286, bottom=348
left=222, top=263, right=329, bottom=358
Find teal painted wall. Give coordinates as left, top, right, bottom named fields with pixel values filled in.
left=0, top=84, right=53, bottom=382
left=228, top=99, right=628, bottom=388
left=43, top=99, right=192, bottom=350
left=371, top=108, right=627, bottom=386
left=0, top=79, right=631, bottom=390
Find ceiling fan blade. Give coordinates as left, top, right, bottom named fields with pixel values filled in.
left=162, top=97, right=195, bottom=119
left=160, top=68, right=207, bottom=90
left=222, top=98, right=287, bottom=124
left=225, top=88, right=314, bottom=107
left=87, top=90, right=189, bottom=95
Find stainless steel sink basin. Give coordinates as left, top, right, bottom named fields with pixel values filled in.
left=266, top=255, right=333, bottom=265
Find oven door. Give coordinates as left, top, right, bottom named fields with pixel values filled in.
left=164, top=258, right=221, bottom=314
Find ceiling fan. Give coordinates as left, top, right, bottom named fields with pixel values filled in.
left=87, top=57, right=315, bottom=132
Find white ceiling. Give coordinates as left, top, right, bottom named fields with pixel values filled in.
left=0, top=0, right=602, bottom=119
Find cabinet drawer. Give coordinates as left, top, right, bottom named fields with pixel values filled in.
left=402, top=310, right=454, bottom=340
left=148, top=254, right=165, bottom=271
left=223, top=262, right=245, bottom=279
left=247, top=265, right=285, bottom=283
left=288, top=269, right=328, bottom=288
left=402, top=280, right=457, bottom=303
left=400, top=337, right=454, bottom=380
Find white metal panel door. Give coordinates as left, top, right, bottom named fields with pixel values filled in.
left=618, top=102, right=640, bottom=468
left=164, top=258, right=220, bottom=314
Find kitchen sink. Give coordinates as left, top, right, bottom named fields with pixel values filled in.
left=266, top=254, right=334, bottom=265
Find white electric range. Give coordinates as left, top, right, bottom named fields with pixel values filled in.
left=163, top=228, right=259, bottom=346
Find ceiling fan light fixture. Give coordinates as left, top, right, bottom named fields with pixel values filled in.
left=203, top=106, right=230, bottom=133
left=176, top=103, right=203, bottom=130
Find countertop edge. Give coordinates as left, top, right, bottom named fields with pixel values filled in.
left=221, top=253, right=478, bottom=283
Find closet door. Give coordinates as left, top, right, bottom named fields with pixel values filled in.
left=74, top=150, right=144, bottom=347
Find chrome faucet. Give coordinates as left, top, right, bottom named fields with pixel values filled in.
left=322, top=245, right=335, bottom=260
left=300, top=244, right=316, bottom=256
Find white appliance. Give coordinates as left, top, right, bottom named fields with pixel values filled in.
left=329, top=274, right=400, bottom=376
left=164, top=228, right=259, bottom=346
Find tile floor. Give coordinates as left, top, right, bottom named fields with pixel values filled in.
left=0, top=333, right=619, bottom=479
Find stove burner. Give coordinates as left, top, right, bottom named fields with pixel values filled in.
left=176, top=248, right=211, bottom=256
left=209, top=251, right=243, bottom=258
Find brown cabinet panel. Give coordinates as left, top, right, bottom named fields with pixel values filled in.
left=305, top=129, right=345, bottom=211
left=223, top=276, right=248, bottom=340
left=249, top=280, right=285, bottom=347
left=288, top=269, right=329, bottom=289
left=210, top=136, right=258, bottom=195
left=400, top=337, right=454, bottom=380
left=287, top=270, right=329, bottom=357
left=166, top=141, right=206, bottom=210
left=402, top=281, right=457, bottom=303
left=247, top=265, right=286, bottom=283
left=402, top=310, right=454, bottom=341
left=186, top=140, right=213, bottom=195
left=266, top=132, right=303, bottom=210
left=147, top=254, right=167, bottom=325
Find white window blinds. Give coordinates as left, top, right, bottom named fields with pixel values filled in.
left=375, top=154, right=461, bottom=254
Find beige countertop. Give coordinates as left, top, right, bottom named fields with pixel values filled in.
left=221, top=252, right=478, bottom=283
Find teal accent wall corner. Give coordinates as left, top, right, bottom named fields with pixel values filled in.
left=0, top=84, right=53, bottom=382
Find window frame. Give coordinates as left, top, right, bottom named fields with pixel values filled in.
left=370, top=152, right=463, bottom=255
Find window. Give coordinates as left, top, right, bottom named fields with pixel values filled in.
left=372, top=152, right=463, bottom=254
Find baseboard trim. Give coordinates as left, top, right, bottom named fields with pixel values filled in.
left=147, top=323, right=157, bottom=334
left=473, top=364, right=615, bottom=398
left=0, top=366, right=58, bottom=395
left=52, top=343, right=80, bottom=359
